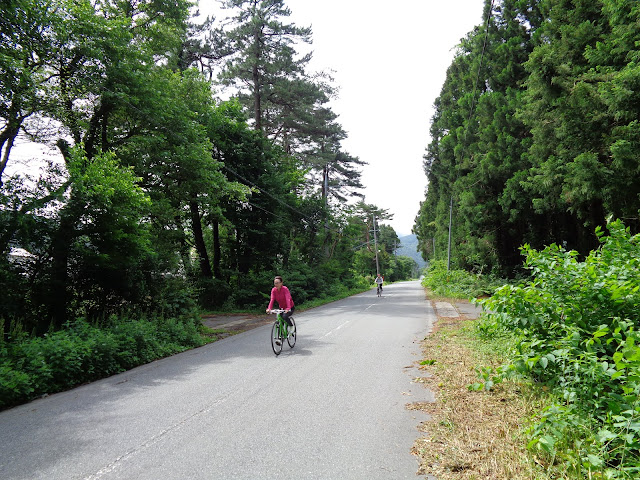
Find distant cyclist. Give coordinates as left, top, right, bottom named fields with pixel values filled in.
left=375, top=273, right=384, bottom=292
left=266, top=276, right=295, bottom=328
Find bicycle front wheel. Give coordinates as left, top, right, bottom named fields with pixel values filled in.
left=287, top=317, right=296, bottom=348
left=271, top=321, right=283, bottom=355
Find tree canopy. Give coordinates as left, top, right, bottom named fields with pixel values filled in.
left=0, top=0, right=407, bottom=336
left=414, top=0, right=640, bottom=276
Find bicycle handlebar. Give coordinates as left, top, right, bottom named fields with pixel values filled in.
left=268, top=308, right=289, bottom=314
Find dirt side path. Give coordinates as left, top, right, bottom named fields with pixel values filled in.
left=201, top=313, right=273, bottom=335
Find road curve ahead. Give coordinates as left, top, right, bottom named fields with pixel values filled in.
left=0, top=280, right=435, bottom=480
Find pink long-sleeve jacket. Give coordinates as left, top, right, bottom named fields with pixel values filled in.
left=268, top=285, right=294, bottom=310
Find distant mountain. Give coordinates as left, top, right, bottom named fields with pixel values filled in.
left=396, top=234, right=427, bottom=270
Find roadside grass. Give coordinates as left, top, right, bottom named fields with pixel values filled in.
left=411, top=297, right=553, bottom=479
left=199, top=326, right=234, bottom=344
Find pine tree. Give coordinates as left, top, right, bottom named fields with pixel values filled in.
left=217, top=0, right=311, bottom=133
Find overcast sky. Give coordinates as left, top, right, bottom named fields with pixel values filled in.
left=199, top=0, right=484, bottom=235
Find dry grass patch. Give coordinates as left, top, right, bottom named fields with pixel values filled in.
left=410, top=303, right=549, bottom=479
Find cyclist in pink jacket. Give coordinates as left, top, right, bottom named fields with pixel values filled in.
left=266, top=275, right=295, bottom=327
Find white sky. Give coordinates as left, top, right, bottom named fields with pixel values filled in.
left=208, top=0, right=484, bottom=236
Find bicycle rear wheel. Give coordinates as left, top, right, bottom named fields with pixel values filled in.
left=287, top=317, right=296, bottom=348
left=271, top=321, right=283, bottom=355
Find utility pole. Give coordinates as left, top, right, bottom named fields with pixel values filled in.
left=372, top=215, right=380, bottom=276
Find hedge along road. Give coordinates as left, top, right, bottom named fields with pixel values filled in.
left=0, top=281, right=436, bottom=480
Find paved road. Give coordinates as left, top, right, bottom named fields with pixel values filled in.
left=0, top=281, right=435, bottom=479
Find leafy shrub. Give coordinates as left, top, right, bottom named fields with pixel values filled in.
left=0, top=360, right=33, bottom=406
left=344, top=272, right=371, bottom=291
left=0, top=315, right=204, bottom=409
left=280, top=260, right=324, bottom=305
left=478, top=220, right=640, bottom=476
left=151, top=276, right=200, bottom=318
left=421, top=260, right=505, bottom=298
left=224, top=270, right=274, bottom=310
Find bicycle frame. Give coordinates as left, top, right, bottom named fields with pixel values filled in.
left=269, top=308, right=296, bottom=355
left=275, top=310, right=289, bottom=336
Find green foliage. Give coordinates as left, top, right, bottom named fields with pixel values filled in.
left=416, top=0, right=537, bottom=277
left=352, top=248, right=378, bottom=277
left=421, top=260, right=505, bottom=299
left=217, top=0, right=311, bottom=132
left=415, top=0, right=640, bottom=278
left=387, top=255, right=419, bottom=282
left=0, top=315, right=203, bottom=409
left=1, top=0, right=385, bottom=334
left=0, top=0, right=410, bottom=414
left=478, top=220, right=640, bottom=476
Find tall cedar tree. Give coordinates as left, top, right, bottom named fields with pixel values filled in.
left=416, top=0, right=539, bottom=275
left=416, top=0, right=640, bottom=274
left=521, top=0, right=640, bottom=251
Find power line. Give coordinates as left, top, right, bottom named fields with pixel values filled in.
left=221, top=163, right=311, bottom=222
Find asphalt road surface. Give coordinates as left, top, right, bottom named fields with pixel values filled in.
left=0, top=280, right=436, bottom=479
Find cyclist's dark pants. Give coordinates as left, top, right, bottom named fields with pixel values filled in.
left=282, top=307, right=295, bottom=326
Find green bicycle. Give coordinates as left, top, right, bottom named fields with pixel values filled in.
left=269, top=309, right=296, bottom=355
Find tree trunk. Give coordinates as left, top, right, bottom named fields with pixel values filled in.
left=46, top=144, right=78, bottom=330
left=213, top=221, right=222, bottom=278
left=252, top=28, right=262, bottom=131
left=48, top=212, right=75, bottom=330
left=0, top=119, right=21, bottom=186
left=189, top=200, right=213, bottom=278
